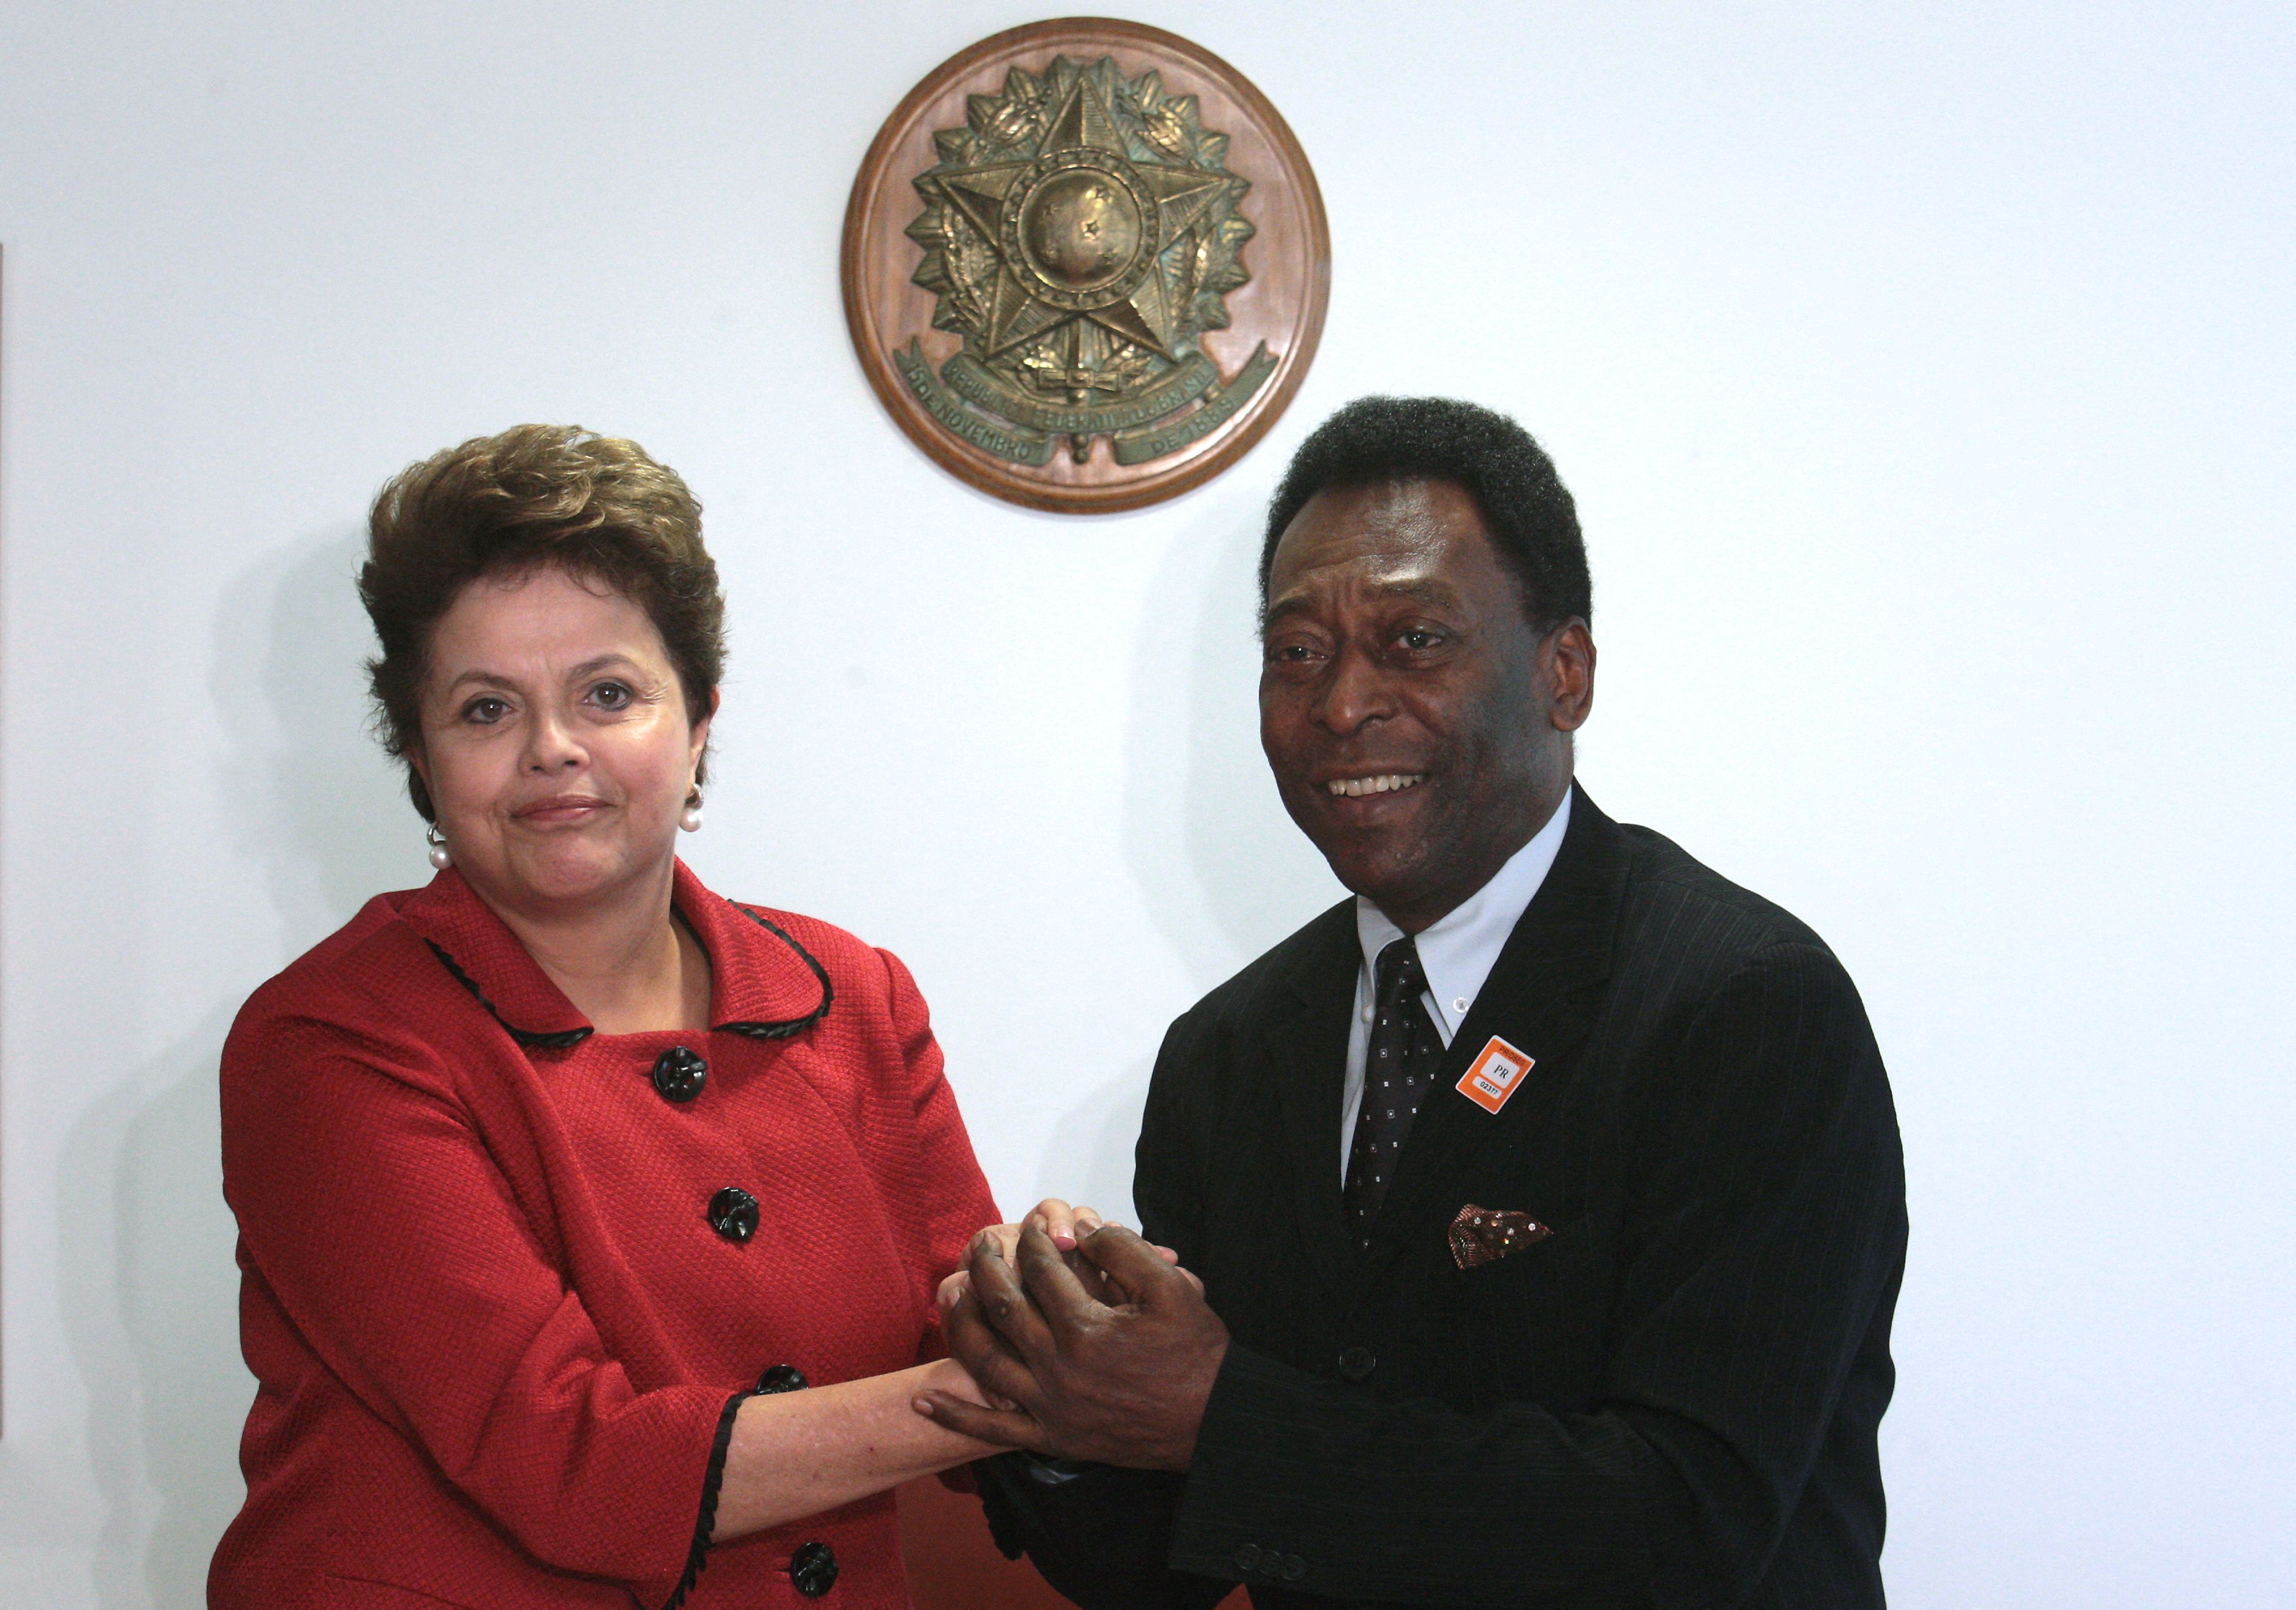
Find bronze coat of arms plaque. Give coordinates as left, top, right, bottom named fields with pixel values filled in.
left=843, top=18, right=1329, bottom=512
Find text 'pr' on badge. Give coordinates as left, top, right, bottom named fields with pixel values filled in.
left=1456, top=1035, right=1535, bottom=1115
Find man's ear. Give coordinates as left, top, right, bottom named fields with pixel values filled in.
left=1544, top=619, right=1597, bottom=733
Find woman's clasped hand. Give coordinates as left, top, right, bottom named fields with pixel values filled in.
left=935, top=1197, right=1195, bottom=1318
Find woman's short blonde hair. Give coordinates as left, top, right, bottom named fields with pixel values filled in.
left=359, top=425, right=726, bottom=821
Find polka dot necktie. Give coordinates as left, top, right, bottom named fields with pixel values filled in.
left=1343, top=937, right=1442, bottom=1248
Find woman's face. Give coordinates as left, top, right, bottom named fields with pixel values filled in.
left=410, top=565, right=712, bottom=919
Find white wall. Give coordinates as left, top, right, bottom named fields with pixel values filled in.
left=1, top=2, right=2289, bottom=1604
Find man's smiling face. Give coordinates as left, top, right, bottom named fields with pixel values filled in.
left=1257, top=478, right=1592, bottom=932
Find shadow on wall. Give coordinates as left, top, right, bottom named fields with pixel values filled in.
left=57, top=1009, right=247, bottom=1610
left=52, top=527, right=416, bottom=1608
left=1120, top=499, right=1339, bottom=995
left=216, top=526, right=421, bottom=946
left=1050, top=496, right=1339, bottom=1219
left=1032, top=1054, right=1155, bottom=1229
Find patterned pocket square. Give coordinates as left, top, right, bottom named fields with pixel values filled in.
left=1449, top=1204, right=1552, bottom=1269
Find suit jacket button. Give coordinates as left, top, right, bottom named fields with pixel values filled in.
left=650, top=1045, right=708, bottom=1102
left=1235, top=1543, right=1263, bottom=1572
left=708, top=1186, right=759, bottom=1243
left=755, top=1364, right=808, bottom=1394
left=1281, top=1554, right=1308, bottom=1581
left=789, top=1540, right=838, bottom=1597
left=1336, top=1345, right=1375, bottom=1381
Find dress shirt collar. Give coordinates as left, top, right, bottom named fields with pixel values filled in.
left=392, top=859, right=831, bottom=1044
left=1354, top=785, right=1575, bottom=1042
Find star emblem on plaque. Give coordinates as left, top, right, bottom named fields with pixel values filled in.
left=845, top=20, right=1329, bottom=511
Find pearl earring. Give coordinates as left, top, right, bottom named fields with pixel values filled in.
left=680, top=789, right=704, bottom=834
left=426, top=824, right=453, bottom=870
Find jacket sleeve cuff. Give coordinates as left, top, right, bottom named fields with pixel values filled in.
left=1168, top=1344, right=1312, bottom=1588
left=973, top=1452, right=1190, bottom=1575
left=657, top=1389, right=749, bottom=1610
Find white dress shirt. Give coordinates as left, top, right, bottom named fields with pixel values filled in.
left=1339, top=786, right=1574, bottom=1180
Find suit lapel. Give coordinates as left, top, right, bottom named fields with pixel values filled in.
left=1257, top=901, right=1362, bottom=1290
left=1363, top=789, right=1631, bottom=1276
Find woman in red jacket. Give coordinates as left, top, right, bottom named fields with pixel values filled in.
left=212, top=425, right=1039, bottom=1609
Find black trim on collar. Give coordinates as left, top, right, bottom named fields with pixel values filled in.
left=422, top=903, right=831, bottom=1049
left=716, top=904, right=835, bottom=1040
left=423, top=940, right=594, bottom=1051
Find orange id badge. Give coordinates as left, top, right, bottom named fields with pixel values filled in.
left=1456, top=1035, right=1536, bottom=1114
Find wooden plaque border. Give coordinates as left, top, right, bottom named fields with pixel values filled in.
left=842, top=17, right=1330, bottom=513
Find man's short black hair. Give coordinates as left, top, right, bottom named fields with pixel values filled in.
left=1260, top=396, right=1590, bottom=628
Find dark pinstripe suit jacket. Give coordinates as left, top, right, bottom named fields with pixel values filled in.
left=982, top=788, right=1906, bottom=1609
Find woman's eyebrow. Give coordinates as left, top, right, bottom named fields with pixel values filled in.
left=439, top=654, right=646, bottom=696
left=565, top=653, right=641, bottom=681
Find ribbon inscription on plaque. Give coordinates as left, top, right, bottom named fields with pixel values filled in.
left=900, top=55, right=1271, bottom=466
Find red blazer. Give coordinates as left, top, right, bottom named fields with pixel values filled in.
left=211, top=862, right=1000, bottom=1609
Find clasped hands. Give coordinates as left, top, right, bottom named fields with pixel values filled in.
left=914, top=1200, right=1229, bottom=1473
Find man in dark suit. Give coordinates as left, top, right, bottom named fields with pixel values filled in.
left=916, top=397, right=1906, bottom=1608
